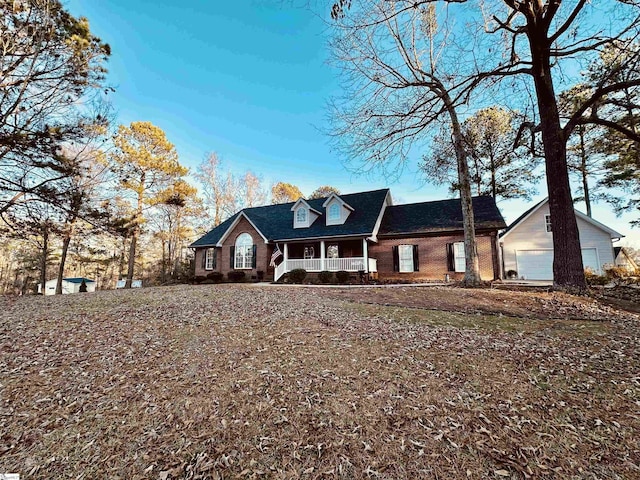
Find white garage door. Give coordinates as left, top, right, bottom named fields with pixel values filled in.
left=516, top=248, right=600, bottom=280
left=581, top=248, right=600, bottom=273
left=516, top=250, right=553, bottom=280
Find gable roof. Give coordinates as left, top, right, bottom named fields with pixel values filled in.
left=290, top=198, right=322, bottom=215
left=190, top=188, right=390, bottom=247
left=322, top=193, right=355, bottom=211
left=378, top=195, right=506, bottom=236
left=500, top=198, right=623, bottom=240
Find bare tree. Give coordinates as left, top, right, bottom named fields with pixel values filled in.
left=329, top=1, right=484, bottom=285
left=332, top=0, right=640, bottom=288
left=239, top=171, right=268, bottom=209
left=194, top=153, right=239, bottom=226
left=484, top=0, right=640, bottom=288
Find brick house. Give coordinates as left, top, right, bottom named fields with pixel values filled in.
left=190, top=189, right=506, bottom=281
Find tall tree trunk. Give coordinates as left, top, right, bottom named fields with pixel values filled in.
left=40, top=225, right=49, bottom=295
left=56, top=220, right=75, bottom=294
left=578, top=127, right=591, bottom=217
left=490, top=153, right=497, bottom=199
left=447, top=98, right=481, bottom=286
left=161, top=239, right=167, bottom=284
left=125, top=180, right=145, bottom=289
left=125, top=232, right=137, bottom=289
left=529, top=29, right=585, bottom=289
left=119, top=239, right=127, bottom=279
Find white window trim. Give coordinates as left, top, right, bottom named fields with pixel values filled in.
left=453, top=241, right=466, bottom=273
left=544, top=214, right=552, bottom=233
left=399, top=244, right=414, bottom=273
left=205, top=248, right=215, bottom=270
left=234, top=233, right=253, bottom=270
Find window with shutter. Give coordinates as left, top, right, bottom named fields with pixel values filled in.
left=398, top=244, right=414, bottom=272
left=446, top=243, right=455, bottom=271
left=234, top=233, right=254, bottom=269
left=392, top=245, right=399, bottom=272
left=205, top=248, right=216, bottom=270
left=453, top=242, right=465, bottom=272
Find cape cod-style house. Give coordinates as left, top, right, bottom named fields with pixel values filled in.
left=190, top=189, right=507, bottom=282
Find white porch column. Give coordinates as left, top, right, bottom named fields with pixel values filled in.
left=284, top=243, right=289, bottom=271
left=320, top=240, right=325, bottom=271
left=362, top=238, right=369, bottom=273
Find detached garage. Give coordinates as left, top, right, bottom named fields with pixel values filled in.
left=501, top=199, right=622, bottom=281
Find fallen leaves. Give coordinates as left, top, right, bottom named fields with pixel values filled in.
left=0, top=284, right=638, bottom=478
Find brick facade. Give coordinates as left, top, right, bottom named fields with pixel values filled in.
left=194, top=217, right=275, bottom=281
left=195, top=221, right=500, bottom=282
left=369, top=232, right=499, bottom=281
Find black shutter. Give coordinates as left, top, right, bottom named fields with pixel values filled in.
left=413, top=245, right=419, bottom=272
left=251, top=244, right=257, bottom=269
left=446, top=243, right=454, bottom=272
left=392, top=245, right=399, bottom=272
left=212, top=248, right=217, bottom=270
left=230, top=246, right=235, bottom=269
left=201, top=249, right=206, bottom=269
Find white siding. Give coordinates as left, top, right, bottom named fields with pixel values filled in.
left=502, top=202, right=616, bottom=278
left=575, top=215, right=615, bottom=268
left=38, top=279, right=96, bottom=295
left=502, top=203, right=554, bottom=275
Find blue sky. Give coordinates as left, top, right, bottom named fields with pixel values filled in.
left=66, top=0, right=638, bottom=246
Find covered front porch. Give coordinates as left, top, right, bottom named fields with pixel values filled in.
left=274, top=238, right=377, bottom=281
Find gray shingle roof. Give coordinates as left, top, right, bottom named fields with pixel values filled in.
left=378, top=196, right=506, bottom=236
left=190, top=189, right=390, bottom=247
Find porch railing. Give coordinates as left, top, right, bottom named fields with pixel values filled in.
left=274, top=256, right=376, bottom=282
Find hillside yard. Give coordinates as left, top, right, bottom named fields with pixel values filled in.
left=0, top=285, right=639, bottom=479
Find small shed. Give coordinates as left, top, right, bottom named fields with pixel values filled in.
left=38, top=277, right=96, bottom=295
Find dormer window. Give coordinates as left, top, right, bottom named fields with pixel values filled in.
left=328, top=203, right=340, bottom=221
left=291, top=198, right=320, bottom=228
left=323, top=193, right=354, bottom=226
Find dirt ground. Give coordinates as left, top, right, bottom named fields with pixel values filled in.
left=0, top=284, right=638, bottom=479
